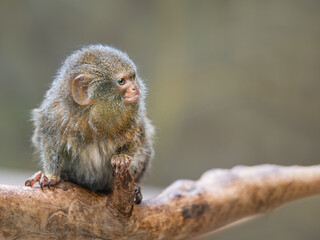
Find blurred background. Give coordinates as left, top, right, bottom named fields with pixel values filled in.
left=0, top=0, right=319, bottom=239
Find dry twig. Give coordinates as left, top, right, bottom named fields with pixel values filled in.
left=0, top=164, right=319, bottom=240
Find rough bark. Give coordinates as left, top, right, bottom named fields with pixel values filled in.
left=0, top=164, right=320, bottom=240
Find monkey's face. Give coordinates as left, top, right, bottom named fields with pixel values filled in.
left=113, top=73, right=140, bottom=104
left=71, top=68, right=141, bottom=107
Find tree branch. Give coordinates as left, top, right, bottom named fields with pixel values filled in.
left=1, top=164, right=320, bottom=240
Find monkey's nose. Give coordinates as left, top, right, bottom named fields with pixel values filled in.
left=124, top=84, right=140, bottom=103
left=130, top=84, right=140, bottom=94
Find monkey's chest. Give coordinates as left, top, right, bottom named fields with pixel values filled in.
left=62, top=142, right=117, bottom=192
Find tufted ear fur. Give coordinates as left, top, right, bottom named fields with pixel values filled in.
left=71, top=74, right=93, bottom=105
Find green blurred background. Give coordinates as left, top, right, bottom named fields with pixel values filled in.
left=0, top=1, right=319, bottom=239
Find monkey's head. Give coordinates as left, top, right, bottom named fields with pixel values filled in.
left=64, top=45, right=143, bottom=109
left=51, top=45, right=147, bottom=134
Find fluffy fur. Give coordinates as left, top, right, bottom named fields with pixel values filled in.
left=32, top=45, right=154, bottom=192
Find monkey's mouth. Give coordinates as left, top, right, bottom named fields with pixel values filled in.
left=124, top=95, right=139, bottom=103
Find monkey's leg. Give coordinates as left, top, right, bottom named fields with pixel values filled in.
left=35, top=146, right=63, bottom=189
left=25, top=171, right=58, bottom=190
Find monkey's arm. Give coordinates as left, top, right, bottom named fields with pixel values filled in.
left=116, top=138, right=153, bottom=184
left=115, top=117, right=154, bottom=184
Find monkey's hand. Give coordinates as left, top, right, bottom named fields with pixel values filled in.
left=25, top=171, right=59, bottom=190
left=111, top=154, right=143, bottom=205
left=111, top=154, right=132, bottom=175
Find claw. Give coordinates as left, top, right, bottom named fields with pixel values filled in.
left=48, top=178, right=57, bottom=189
left=40, top=173, right=47, bottom=190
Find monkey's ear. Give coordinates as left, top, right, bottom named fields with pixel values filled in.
left=71, top=74, right=93, bottom=105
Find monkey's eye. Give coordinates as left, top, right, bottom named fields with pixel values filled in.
left=117, top=78, right=126, bottom=85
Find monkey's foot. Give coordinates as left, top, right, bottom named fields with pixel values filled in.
left=134, top=184, right=143, bottom=204
left=25, top=171, right=58, bottom=190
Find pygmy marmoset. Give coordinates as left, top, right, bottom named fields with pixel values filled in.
left=25, top=45, right=154, bottom=203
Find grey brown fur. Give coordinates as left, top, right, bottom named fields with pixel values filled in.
left=31, top=45, right=154, bottom=192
